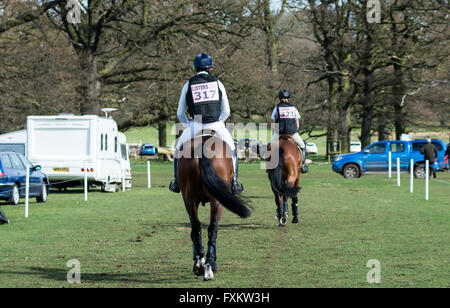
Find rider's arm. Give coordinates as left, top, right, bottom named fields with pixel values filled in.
left=295, top=109, right=301, bottom=130
left=271, top=107, right=277, bottom=123
left=177, top=82, right=190, bottom=126
left=218, top=81, right=230, bottom=122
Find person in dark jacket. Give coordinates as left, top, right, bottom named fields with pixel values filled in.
left=445, top=143, right=450, bottom=170
left=420, top=139, right=438, bottom=178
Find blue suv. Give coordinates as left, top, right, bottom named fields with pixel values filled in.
left=332, top=140, right=447, bottom=178
left=0, top=152, right=49, bottom=205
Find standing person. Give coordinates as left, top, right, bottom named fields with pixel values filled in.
left=169, top=54, right=244, bottom=194
left=420, top=138, right=438, bottom=179
left=445, top=143, right=450, bottom=170
left=271, top=89, right=309, bottom=173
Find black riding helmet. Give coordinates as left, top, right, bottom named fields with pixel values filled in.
left=279, top=89, right=291, bottom=99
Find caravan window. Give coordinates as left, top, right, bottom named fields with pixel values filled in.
left=105, top=134, right=108, bottom=151
left=115, top=137, right=118, bottom=153
left=121, top=144, right=128, bottom=161
left=0, top=144, right=25, bottom=155
left=101, top=134, right=104, bottom=151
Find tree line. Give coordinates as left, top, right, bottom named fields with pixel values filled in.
left=0, top=0, right=448, bottom=153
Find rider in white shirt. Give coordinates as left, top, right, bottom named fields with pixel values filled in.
left=169, top=54, right=244, bottom=193
left=271, top=89, right=309, bottom=173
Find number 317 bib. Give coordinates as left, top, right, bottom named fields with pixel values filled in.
left=191, top=82, right=220, bottom=103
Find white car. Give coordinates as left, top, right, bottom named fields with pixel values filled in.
left=350, top=142, right=362, bottom=153
left=305, top=142, right=318, bottom=154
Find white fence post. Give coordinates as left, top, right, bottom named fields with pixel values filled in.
left=425, top=160, right=429, bottom=201
left=84, top=161, right=88, bottom=202
left=410, top=159, right=414, bottom=193
left=147, top=160, right=151, bottom=189
left=122, top=170, right=126, bottom=192
left=397, top=157, right=401, bottom=187
left=388, top=151, right=392, bottom=179
left=25, top=164, right=30, bottom=218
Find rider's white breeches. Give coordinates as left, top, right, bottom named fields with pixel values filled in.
left=176, top=121, right=236, bottom=151
left=271, top=132, right=305, bottom=149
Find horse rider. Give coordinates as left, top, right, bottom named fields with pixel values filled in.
left=169, top=53, right=244, bottom=194
left=271, top=89, right=309, bottom=173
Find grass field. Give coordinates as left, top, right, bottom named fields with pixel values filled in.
left=0, top=161, right=449, bottom=288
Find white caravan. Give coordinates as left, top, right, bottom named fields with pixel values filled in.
left=27, top=111, right=131, bottom=191
left=0, top=130, right=27, bottom=155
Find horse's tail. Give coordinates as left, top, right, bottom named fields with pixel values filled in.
left=268, top=146, right=301, bottom=197
left=199, top=156, right=251, bottom=219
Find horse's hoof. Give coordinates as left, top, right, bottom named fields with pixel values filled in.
left=292, top=217, right=299, bottom=223
left=279, top=215, right=288, bottom=226
left=212, top=262, right=218, bottom=272
left=204, top=264, right=215, bottom=281
left=193, top=257, right=206, bottom=276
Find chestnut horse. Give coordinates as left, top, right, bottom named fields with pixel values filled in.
left=178, top=134, right=251, bottom=281
left=266, top=135, right=302, bottom=226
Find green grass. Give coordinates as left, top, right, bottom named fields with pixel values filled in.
left=0, top=162, right=449, bottom=288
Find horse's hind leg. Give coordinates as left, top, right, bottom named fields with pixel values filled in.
left=204, top=200, right=221, bottom=281
left=186, top=200, right=205, bottom=276
left=281, top=196, right=289, bottom=226
left=274, top=193, right=282, bottom=224
left=292, top=194, right=299, bottom=224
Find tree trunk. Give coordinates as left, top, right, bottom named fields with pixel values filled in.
left=79, top=49, right=100, bottom=115
left=158, top=120, right=167, bottom=147
left=360, top=70, right=375, bottom=148
left=377, top=123, right=390, bottom=141
left=393, top=64, right=405, bottom=140
left=337, top=107, right=351, bottom=153
left=360, top=105, right=373, bottom=148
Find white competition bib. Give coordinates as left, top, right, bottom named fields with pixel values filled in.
left=191, top=82, right=219, bottom=104
left=279, top=107, right=296, bottom=119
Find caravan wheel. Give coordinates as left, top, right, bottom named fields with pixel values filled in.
left=101, top=183, right=119, bottom=193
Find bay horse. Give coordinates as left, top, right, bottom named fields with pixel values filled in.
left=266, top=135, right=302, bottom=226
left=178, top=133, right=251, bottom=281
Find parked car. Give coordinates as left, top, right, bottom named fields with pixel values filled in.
left=139, top=144, right=157, bottom=157
left=0, top=152, right=49, bottom=205
left=350, top=142, right=361, bottom=153
left=332, top=139, right=447, bottom=178
left=306, top=142, right=318, bottom=154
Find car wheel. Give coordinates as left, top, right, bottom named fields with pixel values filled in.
left=414, top=164, right=425, bottom=179
left=9, top=184, right=20, bottom=205
left=36, top=182, right=48, bottom=203
left=343, top=164, right=360, bottom=178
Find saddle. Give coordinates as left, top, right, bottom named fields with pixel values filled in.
left=195, top=129, right=217, bottom=138
left=267, top=135, right=301, bottom=153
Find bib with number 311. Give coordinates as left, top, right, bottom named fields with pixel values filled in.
left=191, top=82, right=220, bottom=103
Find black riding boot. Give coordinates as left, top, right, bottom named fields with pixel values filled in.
left=232, top=150, right=244, bottom=194
left=292, top=203, right=299, bottom=223
left=169, top=158, right=180, bottom=193
left=301, top=148, right=309, bottom=173
left=0, top=207, right=9, bottom=225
